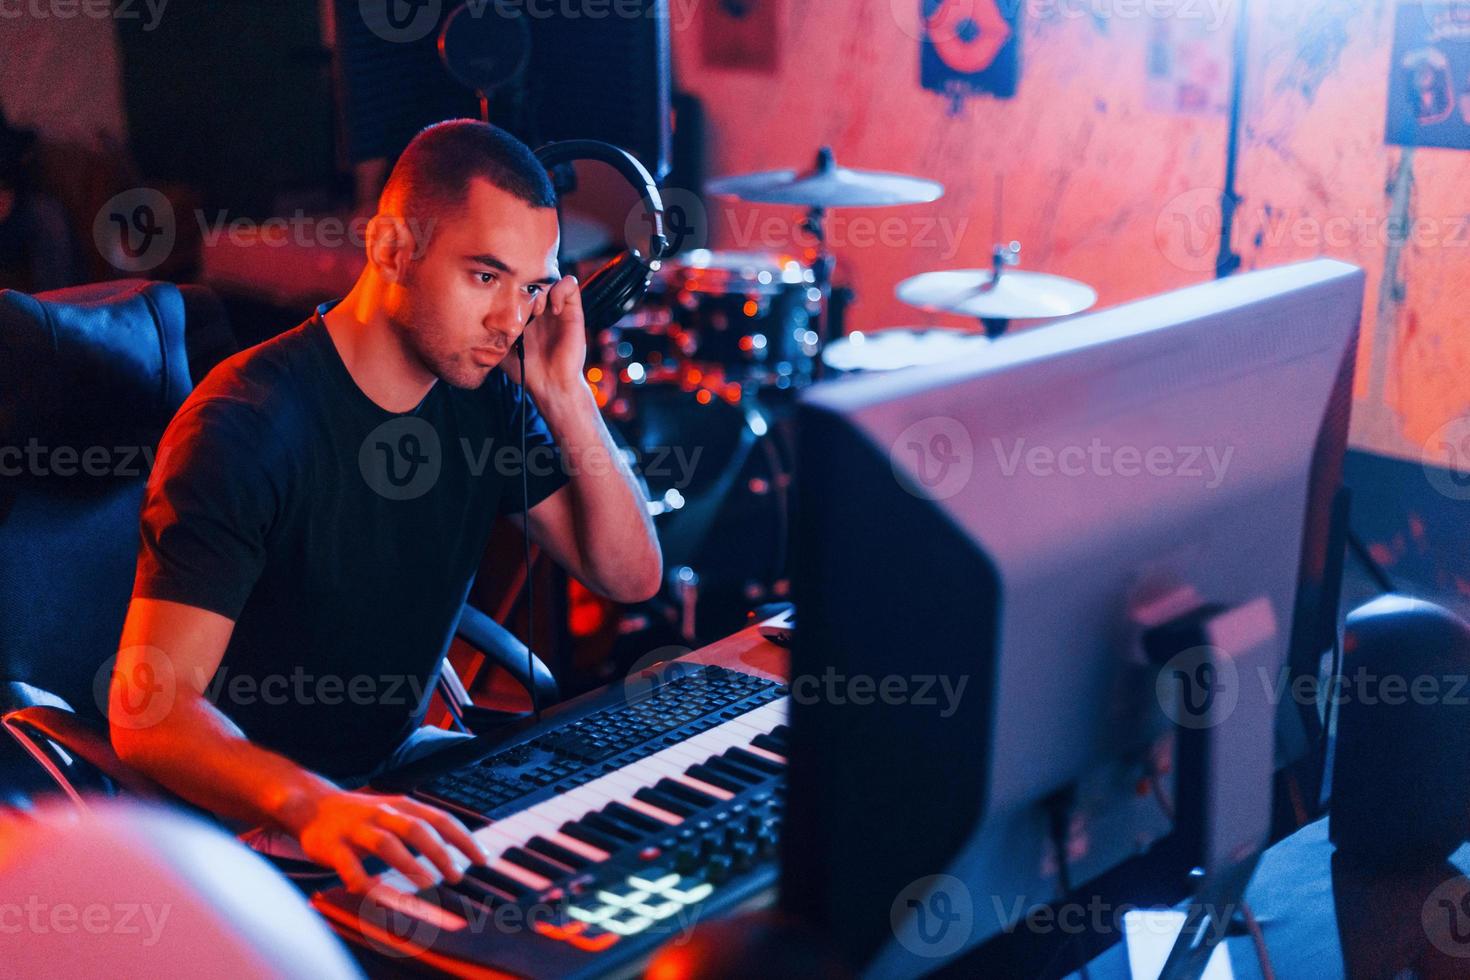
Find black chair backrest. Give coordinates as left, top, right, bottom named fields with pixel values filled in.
left=0, top=280, right=193, bottom=720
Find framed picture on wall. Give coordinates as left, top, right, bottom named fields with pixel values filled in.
left=1387, top=1, right=1470, bottom=149
left=919, top=0, right=1021, bottom=102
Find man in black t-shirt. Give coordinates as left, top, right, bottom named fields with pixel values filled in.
left=109, top=120, right=662, bottom=894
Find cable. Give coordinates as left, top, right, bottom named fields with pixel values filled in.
left=1347, top=528, right=1395, bottom=594
left=1042, top=789, right=1090, bottom=980
left=1146, top=758, right=1276, bottom=980
left=516, top=336, right=539, bottom=724
left=1239, top=899, right=1276, bottom=980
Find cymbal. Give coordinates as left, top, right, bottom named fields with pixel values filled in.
left=707, top=147, right=944, bottom=208
left=821, top=327, right=989, bottom=374
left=895, top=268, right=1098, bottom=320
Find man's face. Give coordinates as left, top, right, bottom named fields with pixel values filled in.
left=387, top=177, right=560, bottom=389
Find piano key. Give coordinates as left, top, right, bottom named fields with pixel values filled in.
left=622, top=795, right=684, bottom=825
left=581, top=811, right=642, bottom=842
left=501, top=846, right=572, bottom=881
left=685, top=764, right=747, bottom=794
left=727, top=746, right=786, bottom=776
left=560, top=820, right=626, bottom=854
left=749, top=734, right=787, bottom=757
left=634, top=786, right=700, bottom=817
left=525, top=835, right=595, bottom=871
left=655, top=778, right=721, bottom=809
left=488, top=857, right=552, bottom=893
left=463, top=863, right=532, bottom=900
left=670, top=773, right=736, bottom=802
left=450, top=697, right=787, bottom=870
left=603, top=801, right=668, bottom=834
left=710, top=716, right=773, bottom=742
left=704, top=755, right=768, bottom=785
left=441, top=875, right=511, bottom=910
left=590, top=806, right=652, bottom=839
left=544, top=830, right=610, bottom=863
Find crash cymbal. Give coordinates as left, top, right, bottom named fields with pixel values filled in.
left=895, top=268, right=1097, bottom=320
left=821, top=327, right=989, bottom=374
left=707, top=146, right=944, bottom=208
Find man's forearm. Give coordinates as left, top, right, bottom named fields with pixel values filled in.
left=113, top=693, right=338, bottom=834
left=533, top=380, right=662, bottom=601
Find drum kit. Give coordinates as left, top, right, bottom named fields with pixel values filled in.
left=583, top=147, right=1098, bottom=644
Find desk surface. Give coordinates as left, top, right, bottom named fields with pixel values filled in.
left=389, top=625, right=1470, bottom=979
left=1077, top=808, right=1470, bottom=979
left=687, top=627, right=1470, bottom=980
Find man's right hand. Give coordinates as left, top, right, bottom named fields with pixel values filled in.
left=286, top=789, right=490, bottom=894
left=110, top=600, right=491, bottom=896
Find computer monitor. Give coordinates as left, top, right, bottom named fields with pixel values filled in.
left=781, top=258, right=1364, bottom=975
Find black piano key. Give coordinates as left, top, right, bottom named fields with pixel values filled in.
left=525, top=835, right=593, bottom=872
left=686, top=763, right=747, bottom=794
left=704, top=755, right=766, bottom=785
left=770, top=724, right=790, bottom=742
left=603, top=801, right=665, bottom=834
left=580, top=811, right=643, bottom=843
left=750, top=734, right=787, bottom=756
left=657, top=778, right=721, bottom=809
left=502, top=846, right=571, bottom=881
left=432, top=882, right=499, bottom=916
left=635, top=786, right=700, bottom=817
left=463, top=863, right=532, bottom=900
left=728, top=746, right=785, bottom=776
left=560, top=820, right=625, bottom=853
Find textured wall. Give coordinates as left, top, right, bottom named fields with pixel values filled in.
left=670, top=0, right=1469, bottom=468
left=0, top=14, right=128, bottom=149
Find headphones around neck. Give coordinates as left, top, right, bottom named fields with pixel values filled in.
left=533, top=139, right=668, bottom=334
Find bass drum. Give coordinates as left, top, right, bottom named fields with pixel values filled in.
left=605, top=381, right=793, bottom=643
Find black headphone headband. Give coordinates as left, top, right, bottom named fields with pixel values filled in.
left=533, top=139, right=668, bottom=262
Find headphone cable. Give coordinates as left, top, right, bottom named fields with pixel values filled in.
left=515, top=336, right=540, bottom=725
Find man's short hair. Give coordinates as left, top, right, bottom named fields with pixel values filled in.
left=379, top=119, right=556, bottom=220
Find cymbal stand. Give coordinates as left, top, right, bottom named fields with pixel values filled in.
left=980, top=240, right=1021, bottom=339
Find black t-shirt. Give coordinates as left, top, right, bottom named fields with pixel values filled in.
left=133, top=302, right=568, bottom=779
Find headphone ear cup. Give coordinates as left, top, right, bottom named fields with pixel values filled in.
left=579, top=249, right=655, bottom=334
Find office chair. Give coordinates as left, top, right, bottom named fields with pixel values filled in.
left=0, top=279, right=557, bottom=808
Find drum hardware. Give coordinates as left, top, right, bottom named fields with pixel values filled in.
left=599, top=379, right=794, bottom=644
left=596, top=149, right=950, bottom=641
left=672, top=566, right=699, bottom=644
left=567, top=148, right=1099, bottom=651
left=895, top=241, right=1098, bottom=338
left=707, top=146, right=947, bottom=377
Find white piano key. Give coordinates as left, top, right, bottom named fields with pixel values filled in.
left=457, top=697, right=788, bottom=877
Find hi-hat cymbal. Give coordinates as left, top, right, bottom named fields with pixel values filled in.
left=707, top=146, right=944, bottom=208
left=896, top=268, right=1098, bottom=320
